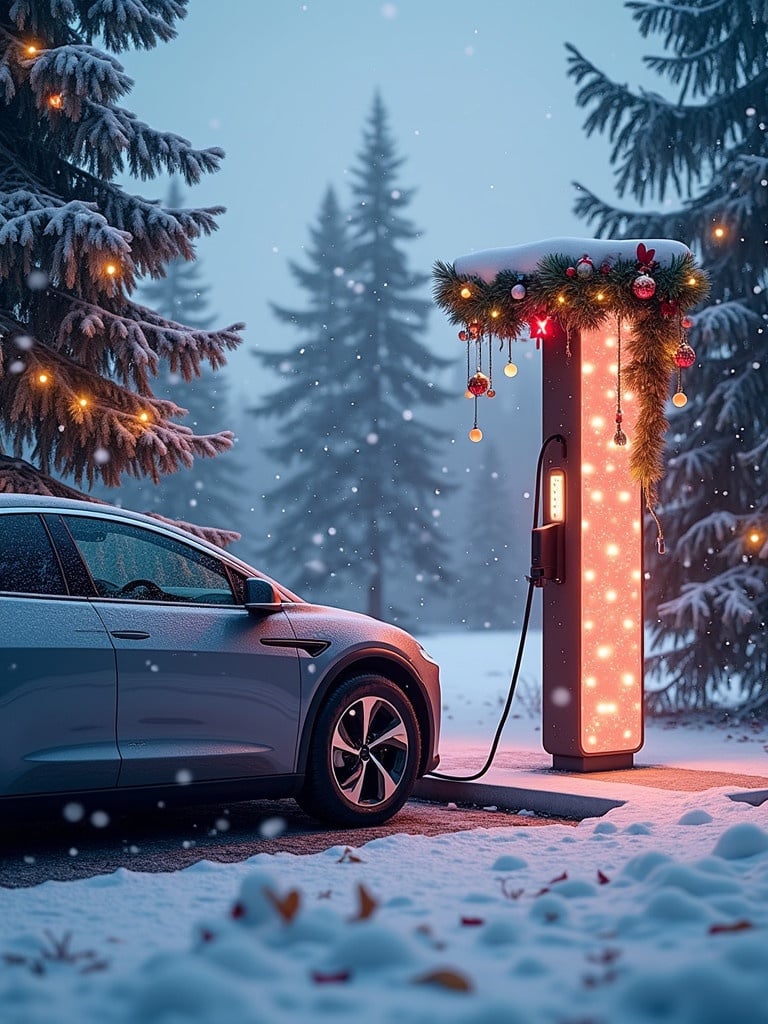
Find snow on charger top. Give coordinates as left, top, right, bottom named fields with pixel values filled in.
left=453, top=237, right=693, bottom=282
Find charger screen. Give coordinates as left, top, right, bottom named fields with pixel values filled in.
left=547, top=469, right=566, bottom=523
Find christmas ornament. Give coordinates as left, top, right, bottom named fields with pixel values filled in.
left=458, top=329, right=468, bottom=341
left=635, top=243, right=657, bottom=271
left=671, top=337, right=695, bottom=410
left=511, top=283, right=526, bottom=300
left=529, top=316, right=551, bottom=341
left=674, top=342, right=695, bottom=368
left=469, top=427, right=483, bottom=442
left=660, top=300, right=678, bottom=318
left=599, top=260, right=611, bottom=275
left=468, top=371, right=489, bottom=396
left=565, top=265, right=576, bottom=278
left=681, top=316, right=693, bottom=329
left=468, top=321, right=481, bottom=338
left=576, top=254, right=594, bottom=278
left=633, top=273, right=656, bottom=300
left=503, top=362, right=518, bottom=378
left=487, top=388, right=496, bottom=398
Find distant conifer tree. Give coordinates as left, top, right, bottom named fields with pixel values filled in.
left=254, top=96, right=454, bottom=622
left=567, top=0, right=768, bottom=712
left=0, top=1, right=243, bottom=546
left=460, top=440, right=529, bottom=631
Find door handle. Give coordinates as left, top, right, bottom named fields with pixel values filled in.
left=110, top=631, right=151, bottom=640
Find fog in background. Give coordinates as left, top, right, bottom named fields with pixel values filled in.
left=118, top=2, right=659, bottom=625
left=121, top=2, right=654, bottom=385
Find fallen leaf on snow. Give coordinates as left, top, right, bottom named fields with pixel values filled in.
left=413, top=968, right=473, bottom=992
left=265, top=887, right=301, bottom=923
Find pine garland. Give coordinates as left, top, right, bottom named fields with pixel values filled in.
left=432, top=250, right=709, bottom=504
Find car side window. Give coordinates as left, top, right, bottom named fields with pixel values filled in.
left=64, top=516, right=236, bottom=605
left=0, top=513, right=67, bottom=596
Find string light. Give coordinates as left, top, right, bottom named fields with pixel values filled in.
left=78, top=397, right=88, bottom=408
left=139, top=411, right=149, bottom=422
left=460, top=286, right=472, bottom=299
left=25, top=43, right=39, bottom=55
left=48, top=94, right=63, bottom=109
left=713, top=225, right=725, bottom=239
left=105, top=263, right=118, bottom=277
left=37, top=372, right=49, bottom=384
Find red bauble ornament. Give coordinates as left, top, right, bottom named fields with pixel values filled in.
left=674, top=342, right=696, bottom=368
left=486, top=388, right=496, bottom=398
left=458, top=330, right=468, bottom=341
left=599, top=260, right=611, bottom=275
left=681, top=316, right=693, bottom=329
left=468, top=371, right=489, bottom=396
left=633, top=273, right=656, bottom=300
left=565, top=266, right=576, bottom=278
left=660, top=300, right=678, bottom=318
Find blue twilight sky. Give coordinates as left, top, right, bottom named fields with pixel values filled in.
left=119, top=1, right=661, bottom=399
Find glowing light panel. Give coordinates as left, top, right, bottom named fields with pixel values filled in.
left=580, top=325, right=642, bottom=754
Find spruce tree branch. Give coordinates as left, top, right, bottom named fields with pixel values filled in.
left=71, top=99, right=224, bottom=184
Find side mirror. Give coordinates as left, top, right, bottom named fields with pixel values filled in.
left=244, top=577, right=282, bottom=614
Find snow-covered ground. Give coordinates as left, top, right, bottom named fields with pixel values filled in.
left=1, top=631, right=767, bottom=1024
left=426, top=629, right=768, bottom=775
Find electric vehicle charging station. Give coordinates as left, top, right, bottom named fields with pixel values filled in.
left=538, top=317, right=643, bottom=770
left=434, top=237, right=708, bottom=775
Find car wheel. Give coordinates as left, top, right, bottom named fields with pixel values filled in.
left=298, top=674, right=421, bottom=827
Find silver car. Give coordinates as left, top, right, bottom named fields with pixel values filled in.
left=0, top=495, right=441, bottom=827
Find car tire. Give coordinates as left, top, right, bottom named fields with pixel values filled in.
left=298, top=674, right=421, bottom=827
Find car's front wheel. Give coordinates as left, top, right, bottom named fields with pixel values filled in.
left=298, top=674, right=421, bottom=827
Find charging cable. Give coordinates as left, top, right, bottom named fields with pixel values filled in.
left=427, top=433, right=566, bottom=782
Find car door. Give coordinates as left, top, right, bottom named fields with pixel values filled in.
left=61, top=513, right=302, bottom=787
left=0, top=511, right=118, bottom=796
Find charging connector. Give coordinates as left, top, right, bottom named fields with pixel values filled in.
left=529, top=521, right=565, bottom=586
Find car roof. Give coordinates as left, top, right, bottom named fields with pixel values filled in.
left=0, top=493, right=298, bottom=597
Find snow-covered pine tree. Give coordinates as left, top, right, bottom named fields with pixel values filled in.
left=253, top=96, right=454, bottom=623
left=0, top=1, right=244, bottom=547
left=343, top=94, right=454, bottom=622
left=566, top=0, right=768, bottom=713
left=108, top=178, right=248, bottom=539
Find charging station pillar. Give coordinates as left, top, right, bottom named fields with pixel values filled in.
left=541, top=321, right=643, bottom=771
left=435, top=237, right=707, bottom=775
